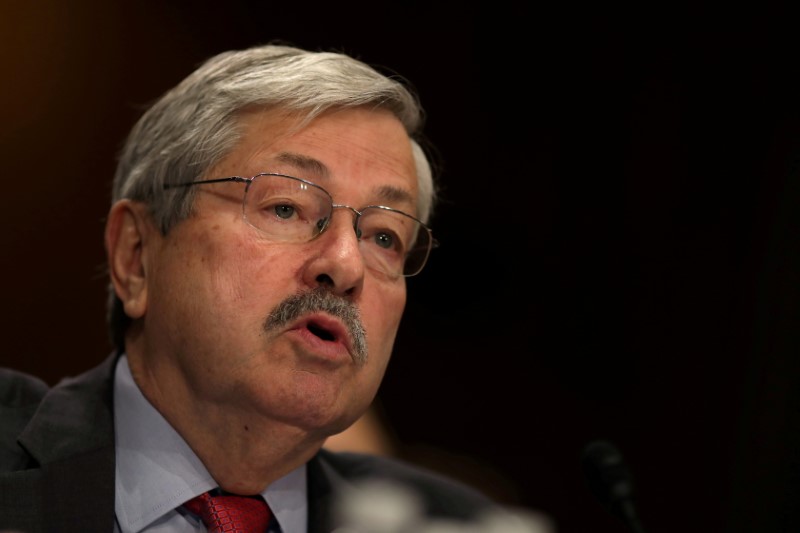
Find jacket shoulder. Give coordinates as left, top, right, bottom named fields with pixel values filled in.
left=0, top=368, right=50, bottom=470
left=0, top=368, right=50, bottom=406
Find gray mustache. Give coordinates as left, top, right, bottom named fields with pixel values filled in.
left=264, top=287, right=368, bottom=364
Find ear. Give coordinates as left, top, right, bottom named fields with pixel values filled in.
left=105, top=200, right=155, bottom=321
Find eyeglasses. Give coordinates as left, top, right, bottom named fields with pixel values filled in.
left=164, top=172, right=436, bottom=278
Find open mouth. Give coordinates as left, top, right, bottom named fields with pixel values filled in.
left=307, top=321, right=336, bottom=341
left=287, top=313, right=356, bottom=361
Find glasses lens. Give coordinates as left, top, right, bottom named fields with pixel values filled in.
left=243, top=174, right=332, bottom=241
left=242, top=174, right=433, bottom=278
left=358, top=207, right=432, bottom=277
left=403, top=227, right=433, bottom=276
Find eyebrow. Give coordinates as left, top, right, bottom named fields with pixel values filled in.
left=274, top=151, right=416, bottom=207
left=275, top=152, right=329, bottom=178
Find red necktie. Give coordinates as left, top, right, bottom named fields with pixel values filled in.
left=183, top=491, right=272, bottom=532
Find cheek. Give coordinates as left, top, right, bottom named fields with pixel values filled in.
left=189, top=231, right=255, bottom=302
left=208, top=239, right=301, bottom=317
left=163, top=225, right=294, bottom=322
left=362, top=283, right=406, bottom=352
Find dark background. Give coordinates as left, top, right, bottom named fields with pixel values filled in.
left=3, top=2, right=800, bottom=532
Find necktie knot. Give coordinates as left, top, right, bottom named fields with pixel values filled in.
left=183, top=490, right=271, bottom=533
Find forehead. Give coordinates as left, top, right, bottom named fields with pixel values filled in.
left=211, top=107, right=419, bottom=209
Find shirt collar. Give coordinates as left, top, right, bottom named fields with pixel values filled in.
left=113, top=354, right=307, bottom=532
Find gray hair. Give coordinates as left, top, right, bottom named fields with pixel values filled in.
left=113, top=42, right=436, bottom=232
left=107, top=43, right=437, bottom=351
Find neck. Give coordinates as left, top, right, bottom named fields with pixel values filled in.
left=189, top=423, right=322, bottom=494
left=126, top=349, right=327, bottom=494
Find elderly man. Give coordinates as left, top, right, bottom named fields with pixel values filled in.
left=0, top=43, right=500, bottom=532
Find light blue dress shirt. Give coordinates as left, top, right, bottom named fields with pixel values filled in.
left=113, top=355, right=308, bottom=533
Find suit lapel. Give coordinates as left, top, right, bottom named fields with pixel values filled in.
left=14, top=354, right=119, bottom=532
left=306, top=450, right=356, bottom=533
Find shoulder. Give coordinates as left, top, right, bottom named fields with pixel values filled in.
left=0, top=367, right=50, bottom=407
left=0, top=367, right=50, bottom=470
left=315, top=449, right=499, bottom=521
left=0, top=355, right=117, bottom=471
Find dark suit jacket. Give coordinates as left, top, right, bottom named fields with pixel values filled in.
left=0, top=354, right=496, bottom=532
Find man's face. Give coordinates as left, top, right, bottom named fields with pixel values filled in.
left=131, top=107, right=418, bottom=438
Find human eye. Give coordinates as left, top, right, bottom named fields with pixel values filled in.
left=360, top=226, right=406, bottom=275
left=371, top=230, right=401, bottom=251
left=244, top=176, right=326, bottom=239
left=253, top=196, right=308, bottom=223
left=359, top=209, right=413, bottom=257
left=275, top=202, right=303, bottom=220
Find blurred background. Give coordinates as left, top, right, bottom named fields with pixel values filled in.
left=3, top=2, right=800, bottom=532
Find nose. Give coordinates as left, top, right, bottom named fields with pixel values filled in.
left=301, top=208, right=365, bottom=297
left=331, top=204, right=362, bottom=235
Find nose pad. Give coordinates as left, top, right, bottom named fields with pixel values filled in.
left=329, top=205, right=363, bottom=240
left=316, top=209, right=361, bottom=251
left=315, top=213, right=356, bottom=238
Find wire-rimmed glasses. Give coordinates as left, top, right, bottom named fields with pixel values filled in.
left=164, top=172, right=435, bottom=278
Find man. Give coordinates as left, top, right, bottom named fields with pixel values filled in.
left=0, top=43, right=500, bottom=532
